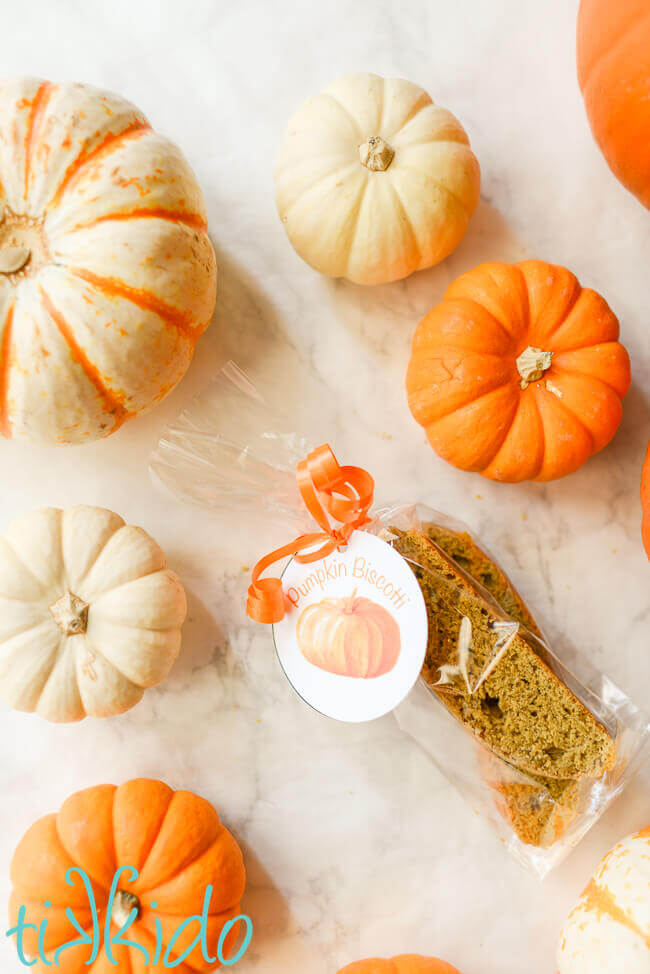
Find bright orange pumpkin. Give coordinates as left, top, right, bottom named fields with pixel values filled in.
left=338, top=955, right=462, bottom=974
left=640, top=443, right=650, bottom=558
left=406, top=260, right=631, bottom=482
left=296, top=593, right=401, bottom=678
left=577, top=0, right=650, bottom=207
left=8, top=779, right=246, bottom=972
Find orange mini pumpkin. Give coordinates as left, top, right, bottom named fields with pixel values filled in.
left=577, top=0, right=650, bottom=207
left=296, top=592, right=401, bottom=678
left=406, top=260, right=631, bottom=482
left=338, top=955, right=462, bottom=974
left=8, top=779, right=246, bottom=973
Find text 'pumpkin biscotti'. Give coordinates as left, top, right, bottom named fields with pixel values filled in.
left=149, top=361, right=650, bottom=877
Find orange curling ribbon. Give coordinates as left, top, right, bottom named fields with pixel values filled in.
left=246, top=444, right=374, bottom=624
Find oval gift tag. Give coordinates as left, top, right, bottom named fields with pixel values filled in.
left=273, top=531, right=427, bottom=721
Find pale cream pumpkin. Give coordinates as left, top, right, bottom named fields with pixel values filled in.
left=558, top=825, right=650, bottom=973
left=0, top=77, right=216, bottom=445
left=296, top=592, right=401, bottom=678
left=0, top=505, right=186, bottom=722
left=275, top=72, right=480, bottom=285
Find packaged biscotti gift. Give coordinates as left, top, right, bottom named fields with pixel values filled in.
left=151, top=362, right=650, bottom=878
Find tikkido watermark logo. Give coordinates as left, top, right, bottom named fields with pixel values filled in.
left=6, top=865, right=253, bottom=968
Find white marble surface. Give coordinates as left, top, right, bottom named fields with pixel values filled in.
left=1, top=1, right=649, bottom=972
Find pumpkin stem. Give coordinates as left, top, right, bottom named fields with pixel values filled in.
left=343, top=588, right=359, bottom=613
left=516, top=346, right=553, bottom=390
left=111, top=890, right=140, bottom=930
left=359, top=136, right=395, bottom=172
left=49, top=591, right=90, bottom=636
left=0, top=208, right=50, bottom=281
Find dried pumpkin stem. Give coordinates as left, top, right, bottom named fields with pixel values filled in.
left=359, top=136, right=395, bottom=172
left=49, top=591, right=90, bottom=636
left=516, top=346, right=553, bottom=390
left=0, top=246, right=30, bottom=274
left=111, top=890, right=141, bottom=929
left=0, top=208, right=50, bottom=279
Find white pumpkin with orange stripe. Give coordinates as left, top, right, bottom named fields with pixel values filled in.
left=0, top=505, right=186, bottom=722
left=558, top=826, right=650, bottom=973
left=0, top=77, right=216, bottom=444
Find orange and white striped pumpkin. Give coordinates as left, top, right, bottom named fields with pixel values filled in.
left=0, top=78, right=216, bottom=445
left=558, top=825, right=650, bottom=973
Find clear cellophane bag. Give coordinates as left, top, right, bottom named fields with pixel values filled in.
left=150, top=362, right=650, bottom=878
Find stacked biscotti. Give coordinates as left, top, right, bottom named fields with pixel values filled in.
left=392, top=523, right=615, bottom=848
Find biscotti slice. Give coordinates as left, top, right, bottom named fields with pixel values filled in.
left=477, top=748, right=583, bottom=847
left=391, top=528, right=615, bottom=781
left=420, top=522, right=582, bottom=845
left=422, top=521, right=541, bottom=638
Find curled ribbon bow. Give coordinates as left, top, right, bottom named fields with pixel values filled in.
left=246, top=444, right=374, bottom=624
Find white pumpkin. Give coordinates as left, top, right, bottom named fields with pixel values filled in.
left=0, top=505, right=186, bottom=722
left=558, top=826, right=650, bottom=973
left=275, top=72, right=480, bottom=286
left=0, top=77, right=216, bottom=445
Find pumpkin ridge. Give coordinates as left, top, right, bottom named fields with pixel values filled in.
left=340, top=176, right=370, bottom=277
left=80, top=564, right=167, bottom=607
left=519, top=262, right=582, bottom=346
left=319, top=92, right=363, bottom=139
left=281, top=161, right=361, bottom=218
left=113, top=780, right=176, bottom=877
left=537, top=289, right=619, bottom=354
left=141, top=829, right=243, bottom=913
left=0, top=303, right=15, bottom=437
left=515, top=263, right=531, bottom=329
left=64, top=518, right=127, bottom=599
left=413, top=374, right=518, bottom=426
left=396, top=161, right=471, bottom=217
left=2, top=526, right=53, bottom=596
left=23, top=81, right=56, bottom=202
left=68, top=267, right=202, bottom=342
left=528, top=387, right=545, bottom=479
left=65, top=206, right=209, bottom=235
left=441, top=296, right=520, bottom=348
left=89, top=570, right=185, bottom=635
left=39, top=287, right=132, bottom=432
left=377, top=76, right=388, bottom=138
left=55, top=787, right=118, bottom=893
left=48, top=121, right=150, bottom=210
left=134, top=793, right=224, bottom=894
left=532, top=383, right=595, bottom=455
left=53, top=818, right=111, bottom=898
left=392, top=90, right=434, bottom=134
left=530, top=393, right=546, bottom=478
left=482, top=392, right=545, bottom=480
left=580, top=8, right=650, bottom=91
left=551, top=358, right=629, bottom=397
left=479, top=386, right=522, bottom=464
left=386, top=180, right=422, bottom=267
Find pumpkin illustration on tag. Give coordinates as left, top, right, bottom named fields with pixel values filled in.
left=296, top=591, right=401, bottom=678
